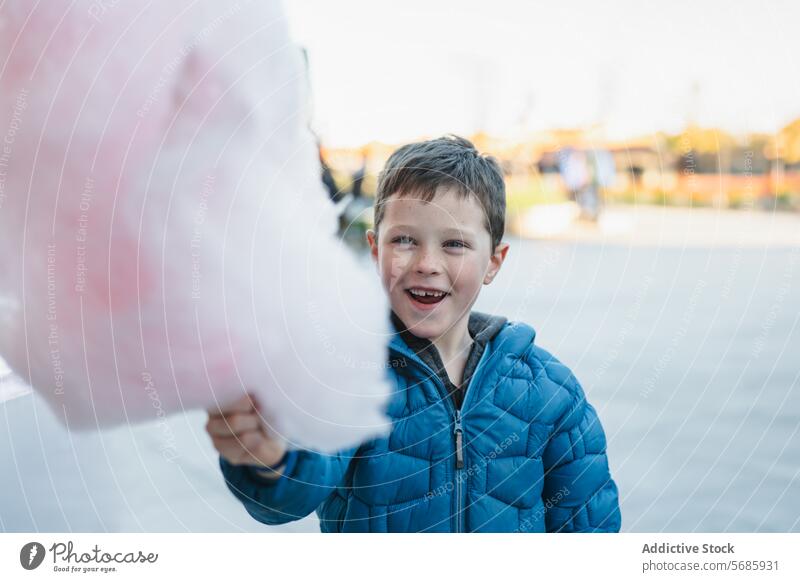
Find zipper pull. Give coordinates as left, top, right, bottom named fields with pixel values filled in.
left=454, top=409, right=464, bottom=469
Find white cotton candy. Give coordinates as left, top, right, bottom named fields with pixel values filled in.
left=0, top=1, right=391, bottom=451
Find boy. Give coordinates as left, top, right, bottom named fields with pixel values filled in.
left=208, top=135, right=621, bottom=532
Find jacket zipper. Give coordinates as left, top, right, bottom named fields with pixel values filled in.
left=389, top=345, right=493, bottom=533
left=454, top=408, right=464, bottom=533
left=452, top=348, right=492, bottom=533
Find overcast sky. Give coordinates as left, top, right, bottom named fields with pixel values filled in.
left=286, top=0, right=800, bottom=146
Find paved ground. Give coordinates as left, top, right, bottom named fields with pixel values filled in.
left=512, top=202, right=800, bottom=248
left=2, top=205, right=798, bottom=532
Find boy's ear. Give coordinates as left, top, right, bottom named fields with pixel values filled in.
left=366, top=229, right=379, bottom=263
left=483, top=242, right=510, bottom=285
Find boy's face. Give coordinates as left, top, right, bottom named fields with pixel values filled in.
left=367, top=186, right=509, bottom=343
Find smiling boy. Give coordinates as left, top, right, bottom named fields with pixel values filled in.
left=211, top=135, right=621, bottom=532
left=366, top=141, right=509, bottom=401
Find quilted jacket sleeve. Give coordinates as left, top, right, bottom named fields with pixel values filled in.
left=219, top=446, right=357, bottom=526
left=534, top=346, right=622, bottom=532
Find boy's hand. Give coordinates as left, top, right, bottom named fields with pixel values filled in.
left=206, top=394, right=287, bottom=471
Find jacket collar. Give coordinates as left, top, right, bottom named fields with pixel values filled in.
left=387, top=310, right=508, bottom=359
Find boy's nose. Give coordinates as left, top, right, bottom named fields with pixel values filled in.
left=413, top=248, right=441, bottom=275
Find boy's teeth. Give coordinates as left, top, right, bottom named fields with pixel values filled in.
left=409, top=289, right=445, bottom=297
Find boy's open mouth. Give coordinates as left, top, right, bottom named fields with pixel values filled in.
left=405, top=287, right=449, bottom=306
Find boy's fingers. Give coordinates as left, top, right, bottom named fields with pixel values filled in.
left=210, top=433, right=253, bottom=462
left=211, top=431, right=267, bottom=466
left=238, top=430, right=266, bottom=455
left=205, top=412, right=260, bottom=437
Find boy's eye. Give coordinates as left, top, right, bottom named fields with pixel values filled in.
left=444, top=240, right=468, bottom=249
left=391, top=235, right=415, bottom=245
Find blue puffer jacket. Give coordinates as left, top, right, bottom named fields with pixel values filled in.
left=219, top=317, right=621, bottom=532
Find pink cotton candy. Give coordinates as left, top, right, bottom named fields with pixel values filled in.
left=0, top=1, right=391, bottom=452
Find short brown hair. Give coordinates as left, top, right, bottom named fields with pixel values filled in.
left=374, top=135, right=506, bottom=250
